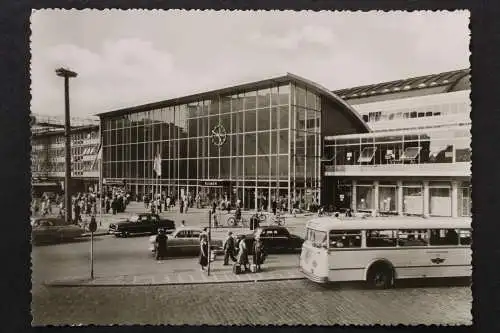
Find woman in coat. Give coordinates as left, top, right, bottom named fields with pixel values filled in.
left=199, top=235, right=209, bottom=271
left=237, top=235, right=249, bottom=272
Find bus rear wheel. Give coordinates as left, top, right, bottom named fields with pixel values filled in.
left=367, top=265, right=394, bottom=289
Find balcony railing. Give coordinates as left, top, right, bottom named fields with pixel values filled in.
left=324, top=162, right=470, bottom=177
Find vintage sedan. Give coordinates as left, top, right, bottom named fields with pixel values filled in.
left=240, top=226, right=304, bottom=254
left=148, top=228, right=223, bottom=257
left=31, top=217, right=84, bottom=244
left=109, top=213, right=175, bottom=237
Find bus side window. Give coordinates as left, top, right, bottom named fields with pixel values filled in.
left=429, top=229, right=459, bottom=246
left=329, top=230, right=361, bottom=248
left=366, top=230, right=397, bottom=247
left=459, top=229, right=471, bottom=245
left=398, top=229, right=429, bottom=247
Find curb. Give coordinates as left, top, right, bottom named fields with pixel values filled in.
left=44, top=275, right=306, bottom=287
left=81, top=231, right=109, bottom=237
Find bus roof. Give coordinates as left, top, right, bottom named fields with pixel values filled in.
left=306, top=216, right=471, bottom=232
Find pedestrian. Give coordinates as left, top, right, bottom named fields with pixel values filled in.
left=105, top=197, right=110, bottom=214
left=166, top=196, right=171, bottom=211
left=184, top=198, right=188, bottom=214
left=253, top=235, right=265, bottom=271
left=199, top=235, right=209, bottom=271
left=223, top=231, right=237, bottom=265
left=200, top=227, right=208, bottom=241
left=155, top=228, right=168, bottom=260
left=237, top=235, right=249, bottom=272
left=180, top=220, right=186, bottom=228
left=272, top=199, right=277, bottom=216
left=180, top=199, right=184, bottom=214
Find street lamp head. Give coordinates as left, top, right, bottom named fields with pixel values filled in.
left=55, top=67, right=78, bottom=78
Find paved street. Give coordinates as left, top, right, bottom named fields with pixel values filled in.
left=33, top=279, right=471, bottom=326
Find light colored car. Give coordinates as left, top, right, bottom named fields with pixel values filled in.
left=149, top=228, right=223, bottom=256
left=31, top=217, right=84, bottom=244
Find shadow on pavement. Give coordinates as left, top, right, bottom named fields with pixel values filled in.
left=33, top=237, right=103, bottom=247
left=309, top=277, right=471, bottom=291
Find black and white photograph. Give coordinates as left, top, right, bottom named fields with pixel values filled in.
left=30, top=10, right=471, bottom=325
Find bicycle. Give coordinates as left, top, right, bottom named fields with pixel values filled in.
left=269, top=213, right=286, bottom=226
left=226, top=215, right=249, bottom=228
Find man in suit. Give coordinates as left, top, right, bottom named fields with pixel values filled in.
left=223, top=231, right=237, bottom=265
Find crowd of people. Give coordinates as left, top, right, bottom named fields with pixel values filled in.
left=154, top=227, right=265, bottom=273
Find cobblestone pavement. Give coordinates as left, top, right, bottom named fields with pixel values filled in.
left=32, top=279, right=472, bottom=326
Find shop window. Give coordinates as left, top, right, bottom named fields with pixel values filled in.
left=403, top=185, right=423, bottom=215
left=357, top=147, right=377, bottom=163
left=356, top=185, right=373, bottom=211
left=379, top=186, right=397, bottom=213
left=329, top=230, right=361, bottom=248
left=429, top=185, right=452, bottom=217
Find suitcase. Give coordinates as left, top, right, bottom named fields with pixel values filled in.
left=233, top=264, right=241, bottom=275
left=250, top=264, right=258, bottom=273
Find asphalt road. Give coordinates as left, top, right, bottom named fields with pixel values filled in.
left=32, top=234, right=472, bottom=326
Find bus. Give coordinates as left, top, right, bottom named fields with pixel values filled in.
left=299, top=217, right=471, bottom=288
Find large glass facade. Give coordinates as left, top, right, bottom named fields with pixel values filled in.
left=101, top=82, right=323, bottom=210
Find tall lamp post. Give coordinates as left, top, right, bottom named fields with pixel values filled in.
left=55, top=68, right=78, bottom=225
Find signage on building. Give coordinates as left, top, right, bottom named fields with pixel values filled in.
left=210, top=123, right=227, bottom=146
left=103, top=179, right=125, bottom=186
left=202, top=180, right=229, bottom=187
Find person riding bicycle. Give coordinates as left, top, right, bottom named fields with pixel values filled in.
left=235, top=206, right=242, bottom=222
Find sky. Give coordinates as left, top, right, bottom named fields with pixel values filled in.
left=30, top=10, right=470, bottom=118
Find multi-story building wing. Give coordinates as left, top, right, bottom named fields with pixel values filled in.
left=31, top=115, right=101, bottom=196
left=323, top=69, right=471, bottom=218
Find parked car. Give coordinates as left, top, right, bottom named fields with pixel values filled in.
left=240, top=226, right=304, bottom=254
left=109, top=213, right=175, bottom=237
left=148, top=228, right=223, bottom=257
left=31, top=217, right=84, bottom=244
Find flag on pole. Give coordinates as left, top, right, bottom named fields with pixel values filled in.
left=91, top=143, right=102, bottom=170
left=153, top=152, right=162, bottom=177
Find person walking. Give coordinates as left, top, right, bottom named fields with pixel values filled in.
left=199, top=235, right=209, bottom=271
left=179, top=199, right=184, bottom=214
left=223, top=231, right=237, bottom=265
left=155, top=228, right=168, bottom=260
left=253, top=236, right=265, bottom=271
left=237, top=235, right=249, bottom=272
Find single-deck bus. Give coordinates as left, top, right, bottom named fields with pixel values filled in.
left=299, top=217, right=471, bottom=288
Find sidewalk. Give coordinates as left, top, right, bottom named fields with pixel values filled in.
left=45, top=265, right=304, bottom=287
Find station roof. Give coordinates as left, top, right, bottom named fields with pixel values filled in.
left=333, top=68, right=470, bottom=102
left=95, top=73, right=370, bottom=132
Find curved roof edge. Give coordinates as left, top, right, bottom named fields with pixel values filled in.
left=286, top=73, right=371, bottom=133
left=96, top=73, right=370, bottom=132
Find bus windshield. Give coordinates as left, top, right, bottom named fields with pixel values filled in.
left=306, top=228, right=327, bottom=248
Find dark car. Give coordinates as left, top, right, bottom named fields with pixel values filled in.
left=109, top=213, right=175, bottom=237
left=31, top=217, right=84, bottom=244
left=241, top=226, right=304, bottom=254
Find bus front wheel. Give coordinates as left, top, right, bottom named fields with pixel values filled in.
left=367, top=264, right=394, bottom=289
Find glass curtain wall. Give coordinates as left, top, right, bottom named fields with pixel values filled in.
left=291, top=85, right=322, bottom=210
left=102, top=81, right=322, bottom=211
